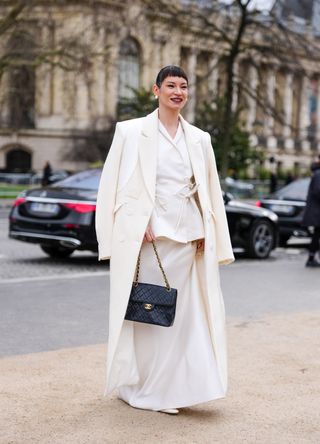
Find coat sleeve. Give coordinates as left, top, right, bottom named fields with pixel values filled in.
left=205, top=132, right=234, bottom=266
left=95, top=123, right=124, bottom=260
left=310, top=171, right=320, bottom=201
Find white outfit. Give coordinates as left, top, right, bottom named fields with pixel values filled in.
left=118, top=120, right=224, bottom=410
left=118, top=239, right=224, bottom=410
left=150, top=121, right=205, bottom=243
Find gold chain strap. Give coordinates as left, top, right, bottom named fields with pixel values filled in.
left=133, top=241, right=171, bottom=291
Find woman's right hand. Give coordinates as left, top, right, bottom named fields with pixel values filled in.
left=143, top=224, right=156, bottom=243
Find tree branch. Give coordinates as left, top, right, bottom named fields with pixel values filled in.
left=0, top=0, right=29, bottom=36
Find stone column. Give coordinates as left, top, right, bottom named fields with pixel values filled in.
left=299, top=75, right=310, bottom=139
left=36, top=24, right=53, bottom=118
left=105, top=38, right=119, bottom=119
left=232, top=60, right=239, bottom=112
left=184, top=49, right=197, bottom=123
left=0, top=72, right=10, bottom=126
left=283, top=72, right=293, bottom=138
left=74, top=17, right=93, bottom=128
left=283, top=71, right=295, bottom=151
left=51, top=66, right=64, bottom=126
left=95, top=27, right=106, bottom=119
left=141, top=44, right=153, bottom=89
left=152, top=39, right=164, bottom=74
left=246, top=64, right=258, bottom=132
left=299, top=74, right=311, bottom=152
left=164, top=31, right=180, bottom=66
left=208, top=55, right=219, bottom=104
left=264, top=67, right=276, bottom=137
left=315, top=77, right=320, bottom=151
left=50, top=21, right=63, bottom=122
left=75, top=75, right=90, bottom=128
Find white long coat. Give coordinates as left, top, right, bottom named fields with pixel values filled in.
left=95, top=109, right=234, bottom=395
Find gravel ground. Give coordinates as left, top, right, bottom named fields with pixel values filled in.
left=1, top=312, right=319, bottom=444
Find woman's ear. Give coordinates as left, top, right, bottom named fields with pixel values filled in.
left=152, top=84, right=159, bottom=99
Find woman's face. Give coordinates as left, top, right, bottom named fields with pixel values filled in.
left=153, top=76, right=188, bottom=112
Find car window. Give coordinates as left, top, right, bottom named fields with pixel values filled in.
left=275, top=178, right=310, bottom=200
left=52, top=169, right=102, bottom=190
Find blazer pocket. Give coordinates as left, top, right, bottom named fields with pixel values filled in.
left=113, top=198, right=135, bottom=216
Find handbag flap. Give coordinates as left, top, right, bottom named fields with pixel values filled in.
left=130, top=282, right=177, bottom=306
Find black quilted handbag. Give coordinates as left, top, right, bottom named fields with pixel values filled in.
left=125, top=241, right=177, bottom=327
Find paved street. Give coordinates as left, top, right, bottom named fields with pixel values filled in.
left=1, top=209, right=319, bottom=357
left=1, top=208, right=320, bottom=443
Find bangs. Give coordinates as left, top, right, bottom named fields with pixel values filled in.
left=156, top=65, right=188, bottom=87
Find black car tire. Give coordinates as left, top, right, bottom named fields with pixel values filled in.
left=247, top=219, right=275, bottom=259
left=40, top=245, right=74, bottom=258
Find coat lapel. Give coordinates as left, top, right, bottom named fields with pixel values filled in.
left=138, top=109, right=159, bottom=202
left=179, top=114, right=205, bottom=194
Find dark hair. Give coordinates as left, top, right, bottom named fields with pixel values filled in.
left=155, top=65, right=188, bottom=88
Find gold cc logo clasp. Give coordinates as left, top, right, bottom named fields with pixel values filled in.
left=143, top=303, right=154, bottom=311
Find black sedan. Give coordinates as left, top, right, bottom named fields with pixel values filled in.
left=9, top=169, right=278, bottom=259
left=257, top=178, right=310, bottom=246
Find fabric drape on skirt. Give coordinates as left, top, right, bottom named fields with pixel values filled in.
left=118, top=238, right=224, bottom=410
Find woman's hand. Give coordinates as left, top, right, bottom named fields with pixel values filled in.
left=196, top=239, right=205, bottom=255
left=143, top=224, right=156, bottom=243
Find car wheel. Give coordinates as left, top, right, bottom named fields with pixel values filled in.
left=247, top=220, right=275, bottom=259
left=40, top=245, right=74, bottom=258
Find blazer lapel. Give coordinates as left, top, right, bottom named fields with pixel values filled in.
left=138, top=108, right=159, bottom=202
left=179, top=114, right=204, bottom=190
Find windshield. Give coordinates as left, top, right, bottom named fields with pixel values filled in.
left=52, top=169, right=102, bottom=190
left=274, top=178, right=310, bottom=201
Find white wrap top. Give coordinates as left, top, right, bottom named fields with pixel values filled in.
left=150, top=119, right=205, bottom=243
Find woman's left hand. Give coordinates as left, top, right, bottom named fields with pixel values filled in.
left=196, top=239, right=205, bottom=255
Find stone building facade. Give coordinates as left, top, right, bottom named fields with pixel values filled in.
left=0, top=0, right=320, bottom=175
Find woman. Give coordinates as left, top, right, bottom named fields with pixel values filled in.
left=95, top=65, right=234, bottom=414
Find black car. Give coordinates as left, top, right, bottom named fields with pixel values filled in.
left=257, top=178, right=310, bottom=246
left=224, top=193, right=278, bottom=258
left=9, top=169, right=278, bottom=259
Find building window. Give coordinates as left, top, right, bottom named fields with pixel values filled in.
left=7, top=31, right=36, bottom=129
left=118, top=37, right=140, bottom=100
left=6, top=147, right=32, bottom=172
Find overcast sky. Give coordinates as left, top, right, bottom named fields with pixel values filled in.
left=221, top=0, right=276, bottom=10
left=251, top=0, right=275, bottom=10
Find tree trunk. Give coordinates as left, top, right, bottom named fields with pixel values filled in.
left=220, top=55, right=235, bottom=179
left=219, top=1, right=249, bottom=178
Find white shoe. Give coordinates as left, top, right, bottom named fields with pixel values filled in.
left=159, top=408, right=179, bottom=415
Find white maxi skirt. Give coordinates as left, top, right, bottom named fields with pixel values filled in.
left=118, top=238, right=224, bottom=410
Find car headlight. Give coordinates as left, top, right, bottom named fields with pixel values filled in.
left=269, top=204, right=295, bottom=215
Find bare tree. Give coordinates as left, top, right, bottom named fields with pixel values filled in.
left=0, top=1, right=109, bottom=78
left=0, top=0, right=110, bottom=156
left=144, top=0, right=320, bottom=177
left=2, top=0, right=319, bottom=170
